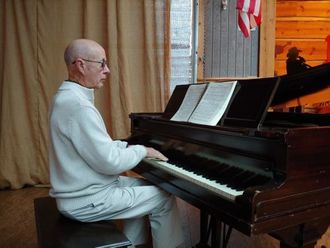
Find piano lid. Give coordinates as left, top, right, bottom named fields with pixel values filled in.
left=271, top=62, right=330, bottom=106
left=221, top=77, right=280, bottom=128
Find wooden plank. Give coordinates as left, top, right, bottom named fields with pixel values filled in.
left=243, top=35, right=252, bottom=76
left=275, top=61, right=286, bottom=76
left=259, top=0, right=276, bottom=77
left=276, top=21, right=330, bottom=39
left=250, top=31, right=259, bottom=76
left=211, top=0, right=221, bottom=76
left=227, top=0, right=238, bottom=77
left=235, top=30, right=244, bottom=76
left=275, top=60, right=325, bottom=76
left=219, top=2, right=229, bottom=76
left=275, top=40, right=327, bottom=60
left=278, top=17, right=330, bottom=21
left=203, top=0, right=213, bottom=78
left=197, top=0, right=205, bottom=81
left=276, top=1, right=330, bottom=18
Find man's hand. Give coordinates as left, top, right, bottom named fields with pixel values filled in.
left=145, top=147, right=168, bottom=161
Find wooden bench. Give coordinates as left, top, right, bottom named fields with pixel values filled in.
left=34, top=197, right=132, bottom=248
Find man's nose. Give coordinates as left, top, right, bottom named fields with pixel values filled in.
left=104, top=64, right=110, bottom=74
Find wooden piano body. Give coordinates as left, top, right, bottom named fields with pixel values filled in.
left=128, top=63, right=330, bottom=248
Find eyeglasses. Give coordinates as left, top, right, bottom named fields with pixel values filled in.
left=72, top=58, right=108, bottom=69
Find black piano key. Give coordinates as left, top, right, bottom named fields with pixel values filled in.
left=212, top=166, right=242, bottom=184
left=225, top=170, right=254, bottom=189
left=199, top=163, right=228, bottom=180
left=235, top=174, right=270, bottom=191
left=198, top=161, right=227, bottom=175
left=236, top=174, right=259, bottom=190
left=247, top=175, right=270, bottom=187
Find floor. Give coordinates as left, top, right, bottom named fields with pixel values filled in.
left=0, top=186, right=49, bottom=248
left=0, top=186, right=200, bottom=248
left=1, top=186, right=329, bottom=248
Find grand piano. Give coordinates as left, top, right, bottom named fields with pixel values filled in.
left=128, top=62, right=330, bottom=248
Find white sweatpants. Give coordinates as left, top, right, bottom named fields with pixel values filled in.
left=61, top=176, right=184, bottom=248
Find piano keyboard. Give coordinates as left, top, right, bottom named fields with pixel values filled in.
left=144, top=158, right=244, bottom=201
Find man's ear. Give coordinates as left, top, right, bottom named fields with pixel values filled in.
left=74, top=59, right=85, bottom=74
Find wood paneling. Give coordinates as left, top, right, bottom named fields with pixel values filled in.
left=275, top=0, right=330, bottom=76
left=275, top=40, right=327, bottom=60
left=276, top=21, right=330, bottom=39
left=277, top=1, right=330, bottom=17
left=197, top=0, right=205, bottom=80
left=275, top=60, right=324, bottom=76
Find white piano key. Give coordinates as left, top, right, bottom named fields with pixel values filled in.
left=144, top=159, right=244, bottom=201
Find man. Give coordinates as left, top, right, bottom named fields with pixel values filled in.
left=48, top=39, right=184, bottom=248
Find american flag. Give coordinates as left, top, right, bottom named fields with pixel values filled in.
left=236, top=0, right=262, bottom=38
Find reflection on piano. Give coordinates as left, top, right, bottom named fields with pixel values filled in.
left=128, top=62, right=330, bottom=248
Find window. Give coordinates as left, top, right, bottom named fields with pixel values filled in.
left=170, top=0, right=194, bottom=93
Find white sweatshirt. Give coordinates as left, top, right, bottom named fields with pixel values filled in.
left=48, top=81, right=147, bottom=211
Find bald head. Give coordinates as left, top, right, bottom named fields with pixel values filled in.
left=64, top=39, right=104, bottom=66
left=64, top=39, right=110, bottom=89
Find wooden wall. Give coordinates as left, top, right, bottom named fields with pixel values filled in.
left=275, top=0, right=330, bottom=76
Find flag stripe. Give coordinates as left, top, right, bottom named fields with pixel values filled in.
left=253, top=0, right=261, bottom=16
left=238, top=12, right=250, bottom=38
left=248, top=0, right=256, bottom=14
left=236, top=0, right=262, bottom=38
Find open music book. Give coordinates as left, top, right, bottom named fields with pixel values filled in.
left=170, top=81, right=239, bottom=126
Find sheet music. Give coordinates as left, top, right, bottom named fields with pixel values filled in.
left=188, top=81, right=238, bottom=126
left=170, top=84, right=207, bottom=122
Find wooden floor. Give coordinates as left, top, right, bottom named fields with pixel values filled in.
left=0, top=186, right=329, bottom=248
left=0, top=186, right=49, bottom=248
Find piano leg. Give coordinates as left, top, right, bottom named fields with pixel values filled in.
left=195, top=210, right=211, bottom=248
left=271, top=218, right=330, bottom=248
left=210, top=214, right=221, bottom=248
left=195, top=211, right=232, bottom=248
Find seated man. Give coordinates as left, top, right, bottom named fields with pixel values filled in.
left=48, top=38, right=184, bottom=248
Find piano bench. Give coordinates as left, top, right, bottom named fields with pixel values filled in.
left=34, top=197, right=132, bottom=248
